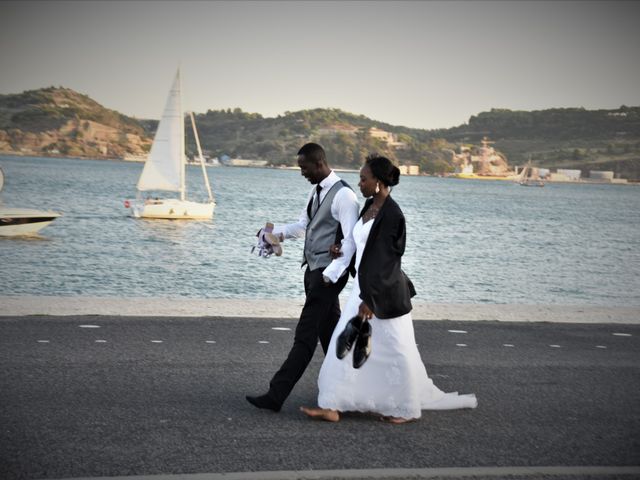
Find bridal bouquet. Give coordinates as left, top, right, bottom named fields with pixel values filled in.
left=251, top=222, right=283, bottom=258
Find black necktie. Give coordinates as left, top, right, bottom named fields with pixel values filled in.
left=307, top=184, right=322, bottom=218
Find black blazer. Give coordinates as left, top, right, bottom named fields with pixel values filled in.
left=357, top=195, right=416, bottom=319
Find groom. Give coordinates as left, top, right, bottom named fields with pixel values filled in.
left=246, top=142, right=359, bottom=412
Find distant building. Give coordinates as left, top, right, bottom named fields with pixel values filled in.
left=587, top=170, right=627, bottom=184
left=122, top=153, right=148, bottom=162
left=553, top=169, right=582, bottom=181
left=399, top=165, right=420, bottom=176
left=226, top=158, right=268, bottom=168
left=589, top=170, right=614, bottom=180
left=368, top=127, right=407, bottom=149
left=369, top=127, right=395, bottom=143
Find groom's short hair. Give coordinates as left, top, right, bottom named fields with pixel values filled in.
left=297, top=143, right=326, bottom=165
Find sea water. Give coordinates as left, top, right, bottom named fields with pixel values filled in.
left=1, top=155, right=639, bottom=306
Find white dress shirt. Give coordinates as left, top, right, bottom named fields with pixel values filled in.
left=273, top=171, right=360, bottom=282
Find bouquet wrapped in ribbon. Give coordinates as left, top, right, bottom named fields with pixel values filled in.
left=251, top=222, right=283, bottom=258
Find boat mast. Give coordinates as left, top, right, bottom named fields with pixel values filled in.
left=178, top=69, right=186, bottom=201
left=189, top=112, right=214, bottom=203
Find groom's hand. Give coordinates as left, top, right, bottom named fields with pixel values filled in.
left=257, top=227, right=283, bottom=243
left=254, top=224, right=283, bottom=257
left=322, top=274, right=334, bottom=286
left=328, top=243, right=343, bottom=259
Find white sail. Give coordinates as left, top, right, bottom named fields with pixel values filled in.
left=518, top=164, right=528, bottom=182
left=137, top=70, right=184, bottom=193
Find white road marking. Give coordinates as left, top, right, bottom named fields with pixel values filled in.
left=271, top=327, right=291, bottom=331
left=259, top=341, right=269, bottom=344
left=79, top=325, right=101, bottom=328
left=448, top=330, right=467, bottom=334
left=612, top=332, right=632, bottom=337
left=596, top=345, right=607, bottom=349
left=456, top=343, right=467, bottom=347
left=95, top=340, right=107, bottom=343
left=37, top=340, right=50, bottom=343
left=503, top=344, right=515, bottom=347
left=205, top=340, right=216, bottom=344
left=151, top=340, right=163, bottom=343
left=549, top=344, right=561, bottom=348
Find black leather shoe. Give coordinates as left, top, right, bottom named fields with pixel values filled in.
left=353, top=320, right=372, bottom=369
left=246, top=394, right=281, bottom=412
left=336, top=315, right=363, bottom=359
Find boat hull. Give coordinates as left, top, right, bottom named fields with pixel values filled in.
left=519, top=181, right=545, bottom=187
left=453, top=173, right=517, bottom=181
left=132, top=198, right=215, bottom=220
left=0, top=208, right=61, bottom=237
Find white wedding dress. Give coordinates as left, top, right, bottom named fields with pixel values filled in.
left=318, top=218, right=478, bottom=419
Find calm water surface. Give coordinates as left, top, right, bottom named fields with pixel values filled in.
left=1, top=155, right=639, bottom=306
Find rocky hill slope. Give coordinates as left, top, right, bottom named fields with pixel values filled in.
left=0, top=87, right=151, bottom=159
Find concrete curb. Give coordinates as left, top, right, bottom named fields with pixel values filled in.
left=1, top=296, right=639, bottom=324
left=51, top=465, right=640, bottom=480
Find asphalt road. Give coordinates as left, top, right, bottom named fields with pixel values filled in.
left=0, top=316, right=638, bottom=480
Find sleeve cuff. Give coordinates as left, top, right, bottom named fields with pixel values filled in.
left=272, top=226, right=285, bottom=240
left=323, top=261, right=346, bottom=283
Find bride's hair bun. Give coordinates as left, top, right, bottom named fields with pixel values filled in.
left=365, top=153, right=400, bottom=187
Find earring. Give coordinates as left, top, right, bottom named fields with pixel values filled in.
left=375, top=182, right=380, bottom=194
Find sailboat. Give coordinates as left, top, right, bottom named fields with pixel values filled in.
left=127, top=69, right=215, bottom=219
left=517, top=158, right=545, bottom=187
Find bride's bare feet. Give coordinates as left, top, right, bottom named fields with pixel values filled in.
left=380, top=415, right=416, bottom=424
left=300, top=406, right=340, bottom=422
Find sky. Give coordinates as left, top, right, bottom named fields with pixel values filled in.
left=1, top=1, right=639, bottom=130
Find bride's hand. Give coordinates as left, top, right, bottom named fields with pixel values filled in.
left=328, top=243, right=343, bottom=259
left=358, top=302, right=374, bottom=321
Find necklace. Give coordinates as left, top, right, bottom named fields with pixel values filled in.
left=363, top=204, right=380, bottom=223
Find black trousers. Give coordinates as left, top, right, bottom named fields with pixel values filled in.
left=267, top=266, right=349, bottom=406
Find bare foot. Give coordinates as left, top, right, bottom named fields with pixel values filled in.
left=300, top=406, right=340, bottom=422
left=380, top=415, right=416, bottom=424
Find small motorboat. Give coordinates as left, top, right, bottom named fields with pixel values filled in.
left=0, top=167, right=61, bottom=237
left=0, top=207, right=61, bottom=237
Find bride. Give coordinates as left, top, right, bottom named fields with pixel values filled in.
left=301, top=154, right=477, bottom=423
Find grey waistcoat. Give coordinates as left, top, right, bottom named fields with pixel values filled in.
left=303, top=180, right=349, bottom=271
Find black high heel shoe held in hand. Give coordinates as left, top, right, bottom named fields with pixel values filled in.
left=353, top=320, right=372, bottom=369
left=336, top=315, right=363, bottom=359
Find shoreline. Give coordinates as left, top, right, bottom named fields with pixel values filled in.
left=1, top=296, right=638, bottom=324
left=3, top=153, right=638, bottom=185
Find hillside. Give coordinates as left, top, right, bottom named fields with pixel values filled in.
left=180, top=108, right=457, bottom=173
left=182, top=106, right=640, bottom=179
left=2, top=86, right=639, bottom=179
left=0, top=87, right=151, bottom=158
